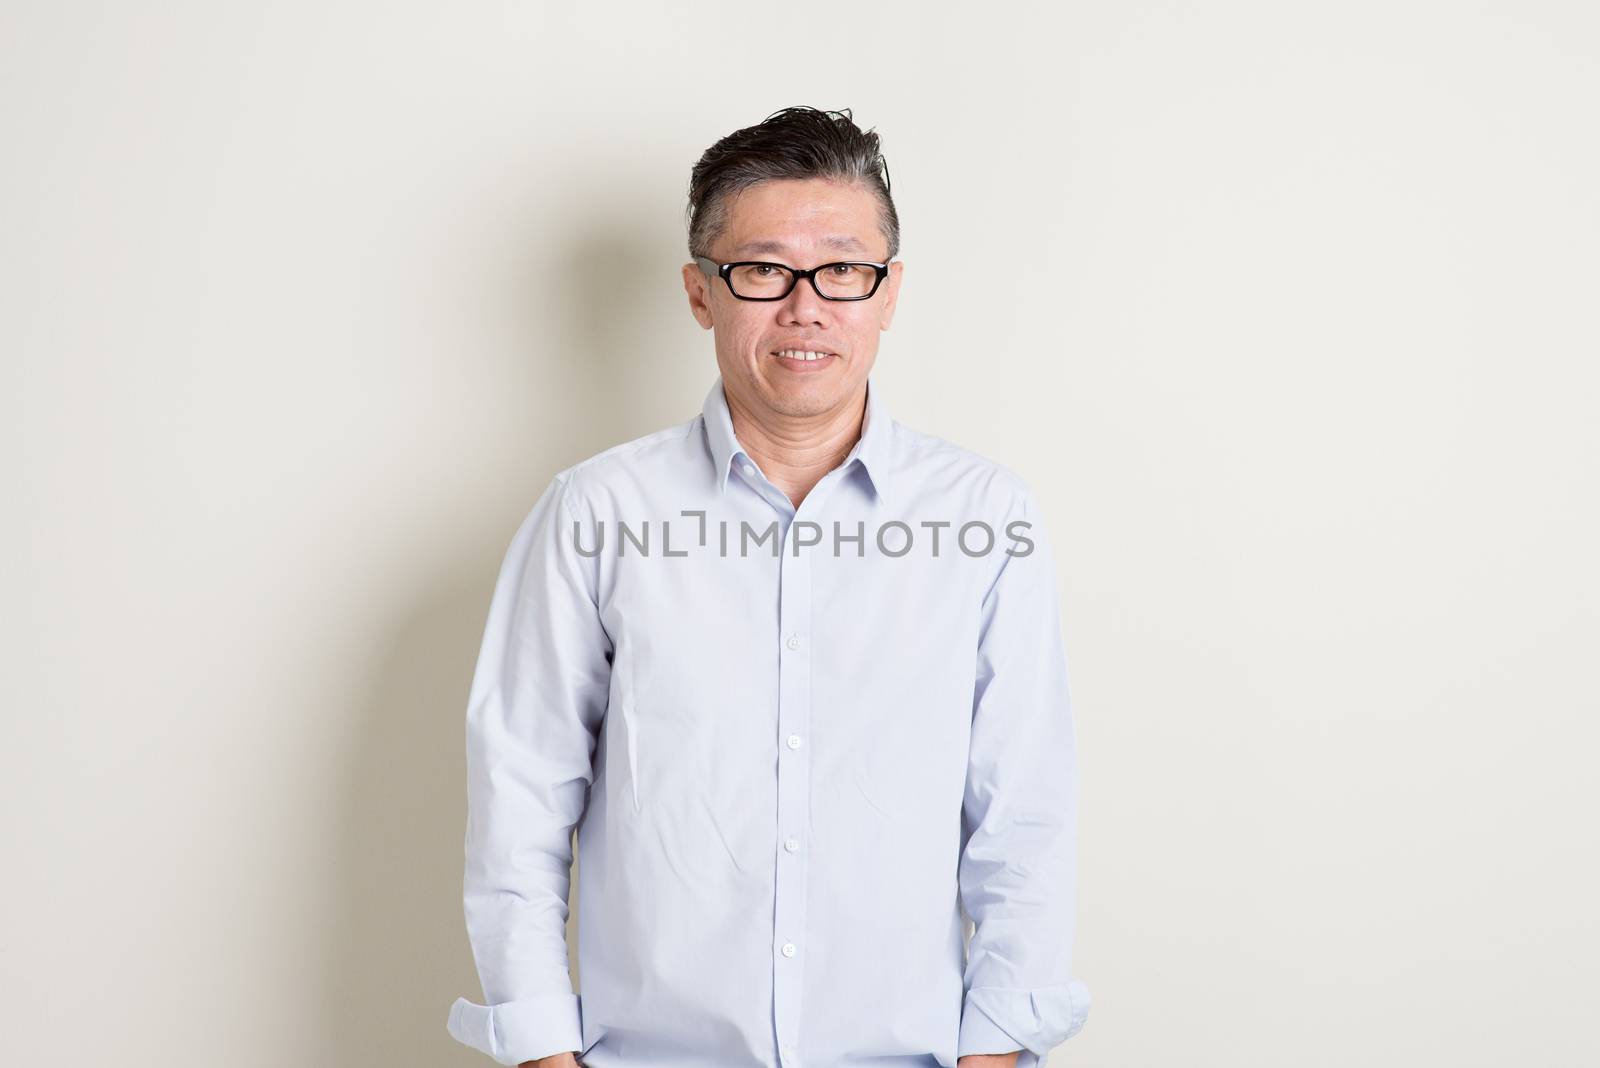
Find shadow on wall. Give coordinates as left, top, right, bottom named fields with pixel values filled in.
left=315, top=177, right=701, bottom=1065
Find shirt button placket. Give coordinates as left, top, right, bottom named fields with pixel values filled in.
left=773, top=516, right=811, bottom=1067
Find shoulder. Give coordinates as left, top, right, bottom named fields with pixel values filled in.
left=545, top=416, right=703, bottom=515
left=891, top=420, right=1036, bottom=514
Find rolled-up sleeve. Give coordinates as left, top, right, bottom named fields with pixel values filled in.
left=446, top=473, right=612, bottom=1065
left=956, top=481, right=1092, bottom=1068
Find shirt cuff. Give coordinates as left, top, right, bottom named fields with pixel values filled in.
left=446, top=991, right=583, bottom=1065
left=957, top=981, right=1092, bottom=1068
left=957, top=999, right=1036, bottom=1068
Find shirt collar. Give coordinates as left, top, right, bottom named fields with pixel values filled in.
left=701, top=373, right=892, bottom=503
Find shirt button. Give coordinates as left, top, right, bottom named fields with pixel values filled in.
left=781, top=942, right=797, bottom=957
left=784, top=836, right=800, bottom=852
left=786, top=634, right=801, bottom=650
left=786, top=733, right=802, bottom=750
left=741, top=462, right=756, bottom=476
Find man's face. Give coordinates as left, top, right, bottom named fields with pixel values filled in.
left=683, top=177, right=903, bottom=420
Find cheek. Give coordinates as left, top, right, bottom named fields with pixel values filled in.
left=715, top=331, right=763, bottom=366
left=843, top=313, right=881, bottom=344
left=727, top=322, right=770, bottom=355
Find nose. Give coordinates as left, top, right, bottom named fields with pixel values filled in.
left=778, top=270, right=830, bottom=326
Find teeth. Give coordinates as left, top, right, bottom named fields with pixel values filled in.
left=775, top=349, right=832, bottom=361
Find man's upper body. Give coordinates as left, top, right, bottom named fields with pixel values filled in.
left=445, top=108, right=1090, bottom=1068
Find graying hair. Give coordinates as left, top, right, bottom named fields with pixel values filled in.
left=686, top=106, right=900, bottom=263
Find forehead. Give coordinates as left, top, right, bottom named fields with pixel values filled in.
left=721, top=178, right=883, bottom=258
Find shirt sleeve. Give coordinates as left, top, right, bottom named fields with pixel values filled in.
left=956, top=481, right=1092, bottom=1068
left=446, top=474, right=612, bottom=1066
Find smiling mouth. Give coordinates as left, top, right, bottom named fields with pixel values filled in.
left=771, top=348, right=838, bottom=362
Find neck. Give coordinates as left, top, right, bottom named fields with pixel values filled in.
left=727, top=387, right=867, bottom=508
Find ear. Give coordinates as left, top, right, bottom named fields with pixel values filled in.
left=878, top=259, right=904, bottom=331
left=683, top=263, right=715, bottom=330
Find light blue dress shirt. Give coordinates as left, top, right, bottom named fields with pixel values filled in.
left=446, top=375, right=1090, bottom=1068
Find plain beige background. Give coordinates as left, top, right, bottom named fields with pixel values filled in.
left=4, top=2, right=1597, bottom=1065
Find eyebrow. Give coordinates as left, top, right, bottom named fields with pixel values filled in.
left=732, top=235, right=872, bottom=258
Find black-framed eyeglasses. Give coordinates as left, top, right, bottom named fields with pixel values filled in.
left=694, top=255, right=892, bottom=301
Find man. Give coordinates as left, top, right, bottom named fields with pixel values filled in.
left=445, top=106, right=1090, bottom=1068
